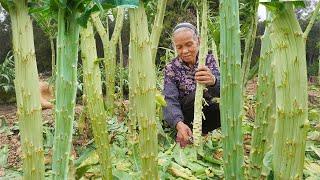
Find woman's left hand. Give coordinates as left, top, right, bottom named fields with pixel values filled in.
left=195, top=65, right=216, bottom=86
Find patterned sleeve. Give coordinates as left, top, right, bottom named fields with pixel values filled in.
left=162, top=64, right=184, bottom=128
left=206, top=54, right=220, bottom=97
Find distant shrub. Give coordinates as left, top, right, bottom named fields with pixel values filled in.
left=307, top=61, right=319, bottom=77
left=0, top=51, right=15, bottom=103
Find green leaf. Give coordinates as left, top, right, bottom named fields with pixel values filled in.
left=310, top=146, right=320, bottom=159
left=113, top=169, right=133, bottom=180
left=0, top=116, right=11, bottom=135
left=0, top=0, right=12, bottom=11
left=43, top=126, right=54, bottom=148
left=304, top=160, right=320, bottom=177
left=309, top=109, right=319, bottom=121
left=172, top=145, right=196, bottom=167
left=75, top=150, right=99, bottom=179
left=0, top=145, right=9, bottom=168
left=92, top=0, right=103, bottom=11
left=308, top=131, right=320, bottom=142
left=261, top=0, right=306, bottom=11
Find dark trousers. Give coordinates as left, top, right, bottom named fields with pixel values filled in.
left=180, top=92, right=221, bottom=134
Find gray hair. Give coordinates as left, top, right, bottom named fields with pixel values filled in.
left=173, top=22, right=198, bottom=38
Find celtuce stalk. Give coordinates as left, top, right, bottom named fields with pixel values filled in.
left=129, top=4, right=159, bottom=179
left=50, top=37, right=56, bottom=77
left=193, top=0, right=208, bottom=148
left=7, top=1, right=45, bottom=179
left=52, top=7, right=80, bottom=179
left=248, top=16, right=276, bottom=179
left=219, top=0, right=244, bottom=179
left=150, top=0, right=167, bottom=62
left=80, top=21, right=112, bottom=180
left=269, top=3, right=308, bottom=179
left=241, top=0, right=259, bottom=87
left=91, top=9, right=124, bottom=113
left=119, top=37, right=124, bottom=101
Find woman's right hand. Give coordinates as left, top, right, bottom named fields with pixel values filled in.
left=176, top=121, right=193, bottom=148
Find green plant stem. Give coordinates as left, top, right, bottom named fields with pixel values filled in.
left=52, top=7, right=80, bottom=180
left=80, top=21, right=112, bottom=180
left=91, top=9, right=124, bottom=114
left=211, top=39, right=219, bottom=68
left=129, top=4, right=159, bottom=179
left=50, top=37, right=56, bottom=77
left=219, top=0, right=244, bottom=179
left=8, top=1, right=45, bottom=179
left=119, top=37, right=124, bottom=101
left=241, top=0, right=259, bottom=88
left=150, top=0, right=167, bottom=62
left=270, top=3, right=308, bottom=179
left=248, top=16, right=276, bottom=179
left=193, top=0, right=208, bottom=149
left=303, top=1, right=320, bottom=39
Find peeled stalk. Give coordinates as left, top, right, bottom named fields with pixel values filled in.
left=269, top=3, right=308, bottom=179
left=52, top=7, right=80, bottom=179
left=219, top=0, right=244, bottom=179
left=7, top=1, right=45, bottom=179
left=80, top=21, right=112, bottom=180
left=129, top=4, right=159, bottom=179
left=248, top=16, right=276, bottom=179
left=193, top=0, right=208, bottom=148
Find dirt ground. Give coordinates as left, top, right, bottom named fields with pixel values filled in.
left=0, top=79, right=319, bottom=176
left=0, top=104, right=85, bottom=176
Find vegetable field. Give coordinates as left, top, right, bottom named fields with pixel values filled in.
left=0, top=0, right=320, bottom=179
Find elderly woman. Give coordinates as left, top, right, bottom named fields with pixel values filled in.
left=163, top=23, right=220, bottom=147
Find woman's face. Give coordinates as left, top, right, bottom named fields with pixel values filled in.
left=173, top=29, right=199, bottom=66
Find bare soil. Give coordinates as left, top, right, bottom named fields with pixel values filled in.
left=0, top=104, right=86, bottom=176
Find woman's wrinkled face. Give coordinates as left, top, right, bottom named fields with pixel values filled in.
left=173, top=29, right=199, bottom=66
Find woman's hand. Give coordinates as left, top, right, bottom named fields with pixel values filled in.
left=195, top=65, right=216, bottom=86
left=176, top=121, right=192, bottom=148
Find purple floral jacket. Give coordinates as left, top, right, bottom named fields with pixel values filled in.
left=163, top=54, right=220, bottom=128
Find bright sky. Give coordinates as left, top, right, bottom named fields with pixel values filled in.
left=258, top=4, right=267, bottom=21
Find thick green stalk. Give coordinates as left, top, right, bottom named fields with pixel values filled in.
left=193, top=0, right=208, bottom=148
left=50, top=37, right=56, bottom=77
left=248, top=18, right=276, bottom=179
left=241, top=0, right=259, bottom=88
left=150, top=0, right=167, bottom=62
left=129, top=4, right=159, bottom=179
left=128, top=30, right=138, bottom=142
left=303, top=1, right=320, bottom=39
left=91, top=9, right=124, bottom=113
left=52, top=8, right=80, bottom=180
left=211, top=39, right=219, bottom=68
left=270, top=3, right=308, bottom=179
left=219, top=0, right=244, bottom=179
left=80, top=21, right=112, bottom=180
left=8, top=1, right=45, bottom=179
left=119, top=37, right=124, bottom=101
